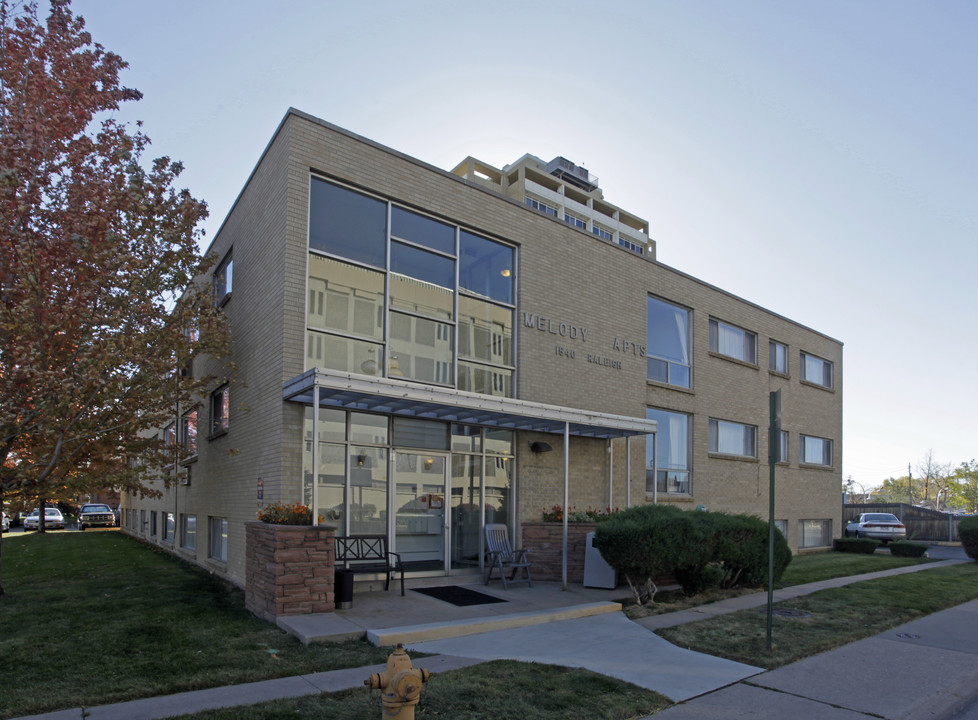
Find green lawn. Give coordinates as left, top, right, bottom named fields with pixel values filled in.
left=0, top=531, right=971, bottom=719
left=658, top=563, right=978, bottom=669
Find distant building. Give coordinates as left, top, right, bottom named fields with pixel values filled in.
left=121, top=109, right=843, bottom=588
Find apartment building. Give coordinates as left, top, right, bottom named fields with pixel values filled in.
left=121, top=108, right=843, bottom=588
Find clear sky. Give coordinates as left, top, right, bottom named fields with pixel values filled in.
left=69, top=0, right=977, bottom=490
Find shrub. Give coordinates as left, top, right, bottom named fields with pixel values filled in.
left=887, top=540, right=928, bottom=558
left=958, top=516, right=978, bottom=561
left=833, top=537, right=881, bottom=554
left=704, top=512, right=792, bottom=588
left=594, top=504, right=710, bottom=604
left=542, top=506, right=621, bottom=523
left=675, top=563, right=725, bottom=595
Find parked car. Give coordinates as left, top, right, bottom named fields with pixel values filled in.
left=844, top=513, right=906, bottom=543
left=1, top=511, right=9, bottom=533
left=23, top=507, right=66, bottom=531
left=78, top=503, right=116, bottom=531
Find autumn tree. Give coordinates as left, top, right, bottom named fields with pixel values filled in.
left=0, top=0, right=229, bottom=596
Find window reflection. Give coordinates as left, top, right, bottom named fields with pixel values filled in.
left=459, top=231, right=513, bottom=304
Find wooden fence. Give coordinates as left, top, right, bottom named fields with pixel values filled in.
left=844, top=503, right=964, bottom=542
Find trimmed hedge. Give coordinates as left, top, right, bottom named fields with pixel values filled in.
left=833, top=537, right=881, bottom=554
left=887, top=540, right=928, bottom=558
left=959, top=516, right=978, bottom=562
left=594, top=505, right=791, bottom=602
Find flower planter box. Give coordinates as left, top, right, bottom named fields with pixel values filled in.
left=245, top=522, right=337, bottom=621
left=521, top=521, right=597, bottom=584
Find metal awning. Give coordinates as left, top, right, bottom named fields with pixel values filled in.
left=283, top=369, right=657, bottom=439
left=284, top=368, right=657, bottom=591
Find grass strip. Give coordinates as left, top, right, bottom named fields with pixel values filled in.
left=658, top=563, right=978, bottom=669
left=165, top=660, right=671, bottom=720
left=0, top=532, right=396, bottom=717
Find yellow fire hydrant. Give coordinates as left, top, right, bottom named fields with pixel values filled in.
left=364, top=644, right=431, bottom=719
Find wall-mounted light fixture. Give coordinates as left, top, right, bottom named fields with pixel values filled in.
left=529, top=441, right=553, bottom=453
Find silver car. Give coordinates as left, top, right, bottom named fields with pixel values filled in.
left=23, top=507, right=66, bottom=531
left=845, top=513, right=906, bottom=543
left=78, top=503, right=116, bottom=530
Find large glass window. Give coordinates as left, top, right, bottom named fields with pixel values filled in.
left=647, top=297, right=690, bottom=388
left=709, top=318, right=757, bottom=364
left=801, top=435, right=833, bottom=466
left=309, top=177, right=386, bottom=267
left=307, top=255, right=384, bottom=340
left=646, top=408, right=690, bottom=494
left=709, top=418, right=757, bottom=458
left=307, top=178, right=515, bottom=397
left=390, top=242, right=454, bottom=320
left=801, top=352, right=834, bottom=389
left=391, top=206, right=455, bottom=254
left=459, top=231, right=513, bottom=305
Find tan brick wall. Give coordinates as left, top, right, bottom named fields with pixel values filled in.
left=122, top=111, right=843, bottom=587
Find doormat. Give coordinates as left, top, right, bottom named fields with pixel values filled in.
left=412, top=585, right=508, bottom=607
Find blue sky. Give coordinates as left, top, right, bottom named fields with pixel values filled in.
left=72, top=0, right=977, bottom=488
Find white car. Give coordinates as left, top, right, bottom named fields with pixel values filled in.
left=1, top=511, right=9, bottom=533
left=23, top=507, right=66, bottom=531
left=844, top=513, right=906, bottom=543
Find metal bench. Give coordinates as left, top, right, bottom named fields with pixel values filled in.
left=484, top=523, right=532, bottom=589
left=334, top=535, right=405, bottom=595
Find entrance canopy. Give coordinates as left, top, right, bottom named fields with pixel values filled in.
left=284, top=369, right=657, bottom=590
left=283, top=369, right=657, bottom=440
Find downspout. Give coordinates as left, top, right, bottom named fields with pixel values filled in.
left=562, top=421, right=569, bottom=591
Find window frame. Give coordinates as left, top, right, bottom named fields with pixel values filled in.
left=181, top=406, right=198, bottom=459
left=708, top=418, right=758, bottom=459
left=769, top=340, right=789, bottom=375
left=210, top=384, right=230, bottom=438
left=799, top=519, right=832, bottom=549
left=209, top=517, right=228, bottom=563
left=801, top=351, right=834, bottom=389
left=214, top=251, right=233, bottom=306
left=646, top=295, right=692, bottom=389
left=800, top=434, right=833, bottom=467
left=181, top=514, right=197, bottom=552
left=709, top=318, right=757, bottom=365
left=646, top=407, right=692, bottom=495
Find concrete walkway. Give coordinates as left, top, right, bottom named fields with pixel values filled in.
left=11, top=546, right=975, bottom=720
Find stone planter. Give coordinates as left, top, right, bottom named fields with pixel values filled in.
left=521, top=521, right=598, bottom=584
left=245, top=521, right=336, bottom=621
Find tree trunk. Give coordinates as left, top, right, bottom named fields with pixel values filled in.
left=38, top=498, right=46, bottom=533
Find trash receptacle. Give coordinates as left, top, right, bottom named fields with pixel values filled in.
left=583, top=531, right=616, bottom=588
left=335, top=568, right=354, bottom=609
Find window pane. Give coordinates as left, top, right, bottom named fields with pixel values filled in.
left=710, top=419, right=756, bottom=457
left=309, top=178, right=386, bottom=268
left=458, top=361, right=512, bottom=397
left=803, top=353, right=833, bottom=388
left=459, top=296, right=512, bottom=365
left=770, top=341, right=788, bottom=374
left=711, top=319, right=756, bottom=363
left=350, top=412, right=388, bottom=445
left=303, top=407, right=346, bottom=444
left=390, top=242, right=455, bottom=320
left=391, top=206, right=455, bottom=254
left=451, top=425, right=482, bottom=453
left=647, top=297, right=690, bottom=365
left=459, top=231, right=514, bottom=304
left=388, top=314, right=453, bottom=385
left=350, top=446, right=387, bottom=535
left=305, top=329, right=383, bottom=375
left=307, top=255, right=384, bottom=340
left=484, top=428, right=514, bottom=455
left=646, top=408, right=690, bottom=493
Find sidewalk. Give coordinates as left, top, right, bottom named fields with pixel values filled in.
left=11, top=548, right=975, bottom=720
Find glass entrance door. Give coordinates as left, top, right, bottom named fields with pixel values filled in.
left=393, top=451, right=448, bottom=572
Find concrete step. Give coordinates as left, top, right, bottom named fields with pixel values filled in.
left=366, top=600, right=622, bottom=646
